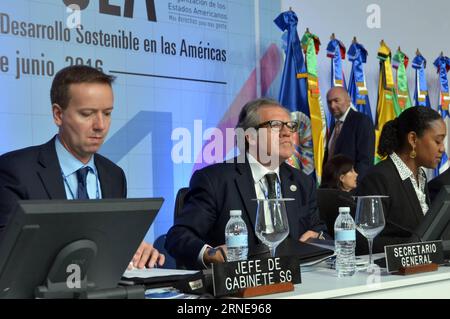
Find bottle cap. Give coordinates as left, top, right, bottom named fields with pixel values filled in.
left=230, top=210, right=242, bottom=216
left=338, top=207, right=350, bottom=213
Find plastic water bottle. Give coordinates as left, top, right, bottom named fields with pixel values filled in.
left=334, top=207, right=356, bottom=277
left=225, top=210, right=248, bottom=262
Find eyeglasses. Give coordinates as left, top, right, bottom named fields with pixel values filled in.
left=256, top=120, right=299, bottom=132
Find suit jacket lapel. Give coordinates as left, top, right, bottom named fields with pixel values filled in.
left=335, top=108, right=354, bottom=151
left=387, top=158, right=424, bottom=225
left=328, top=121, right=335, bottom=141
left=235, top=161, right=258, bottom=231
left=95, top=156, right=113, bottom=198
left=280, top=163, right=301, bottom=238
left=401, top=178, right=425, bottom=225
left=36, top=137, right=67, bottom=199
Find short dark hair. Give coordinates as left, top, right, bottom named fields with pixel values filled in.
left=378, top=106, right=442, bottom=157
left=50, top=65, right=115, bottom=109
left=321, top=154, right=354, bottom=190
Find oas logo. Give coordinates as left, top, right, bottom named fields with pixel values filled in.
left=63, top=0, right=157, bottom=22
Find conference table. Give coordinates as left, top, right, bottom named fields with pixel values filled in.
left=253, top=255, right=450, bottom=299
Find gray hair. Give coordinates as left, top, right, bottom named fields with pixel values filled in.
left=235, top=98, right=289, bottom=152
left=235, top=98, right=282, bottom=130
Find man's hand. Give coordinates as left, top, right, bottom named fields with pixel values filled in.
left=299, top=230, right=320, bottom=242
left=203, top=245, right=227, bottom=266
left=128, top=241, right=165, bottom=269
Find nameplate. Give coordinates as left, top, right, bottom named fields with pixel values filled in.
left=211, top=256, right=301, bottom=297
left=384, top=240, right=444, bottom=273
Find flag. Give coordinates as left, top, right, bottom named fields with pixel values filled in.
left=392, top=49, right=413, bottom=110
left=300, top=30, right=327, bottom=182
left=347, top=40, right=372, bottom=122
left=326, top=36, right=347, bottom=89
left=375, top=41, right=402, bottom=163
left=274, top=11, right=313, bottom=174
left=411, top=52, right=431, bottom=107
left=274, top=11, right=326, bottom=182
left=433, top=54, right=450, bottom=176
left=434, top=54, right=450, bottom=117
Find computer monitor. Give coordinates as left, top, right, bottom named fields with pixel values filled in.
left=0, top=198, right=163, bottom=299
left=416, top=185, right=450, bottom=256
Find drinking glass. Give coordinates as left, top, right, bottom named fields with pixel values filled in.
left=354, top=195, right=387, bottom=266
left=254, top=198, right=291, bottom=257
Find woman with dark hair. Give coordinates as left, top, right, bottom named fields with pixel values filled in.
left=318, top=155, right=357, bottom=237
left=355, top=106, right=446, bottom=254
left=321, top=154, right=358, bottom=192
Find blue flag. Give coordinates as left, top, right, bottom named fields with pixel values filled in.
left=274, top=11, right=308, bottom=116
left=347, top=41, right=372, bottom=122
left=412, top=53, right=431, bottom=107
left=274, top=11, right=314, bottom=175
left=326, top=37, right=347, bottom=89
left=433, top=54, right=450, bottom=177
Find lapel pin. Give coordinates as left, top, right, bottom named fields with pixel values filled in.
left=290, top=185, right=297, bottom=192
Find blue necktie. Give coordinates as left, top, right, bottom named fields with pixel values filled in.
left=76, top=167, right=90, bottom=200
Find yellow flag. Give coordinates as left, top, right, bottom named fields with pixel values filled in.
left=301, top=32, right=327, bottom=182
left=375, top=42, right=401, bottom=163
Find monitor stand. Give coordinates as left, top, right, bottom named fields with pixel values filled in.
left=34, top=239, right=144, bottom=299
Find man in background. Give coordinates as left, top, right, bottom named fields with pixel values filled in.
left=323, top=86, right=375, bottom=181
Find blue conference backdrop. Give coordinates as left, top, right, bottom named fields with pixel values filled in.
left=0, top=1, right=283, bottom=242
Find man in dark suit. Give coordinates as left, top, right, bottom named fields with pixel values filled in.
left=165, top=98, right=328, bottom=269
left=324, top=87, right=375, bottom=181
left=0, top=65, right=164, bottom=268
